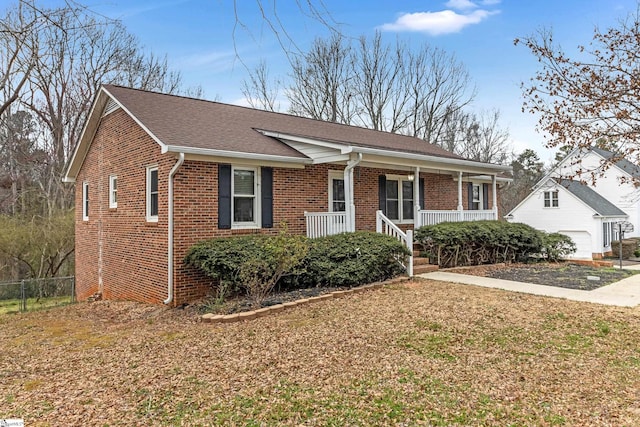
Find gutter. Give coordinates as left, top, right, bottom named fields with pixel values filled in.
left=164, top=152, right=185, bottom=305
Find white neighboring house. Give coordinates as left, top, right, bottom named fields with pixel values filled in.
left=506, top=147, right=640, bottom=259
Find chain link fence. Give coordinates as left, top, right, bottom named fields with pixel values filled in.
left=0, top=276, right=75, bottom=314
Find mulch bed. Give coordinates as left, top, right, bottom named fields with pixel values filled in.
left=198, top=285, right=350, bottom=314
left=447, top=262, right=635, bottom=290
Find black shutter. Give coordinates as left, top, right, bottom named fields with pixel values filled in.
left=467, top=182, right=474, bottom=210
left=378, top=175, right=386, bottom=213
left=218, top=164, right=231, bottom=229
left=483, top=183, right=489, bottom=210
left=419, top=177, right=425, bottom=209
left=261, top=167, right=273, bottom=228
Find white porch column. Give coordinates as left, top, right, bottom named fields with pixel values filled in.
left=457, top=171, right=464, bottom=221
left=492, top=174, right=498, bottom=220
left=413, top=166, right=421, bottom=228
left=344, top=154, right=362, bottom=232
left=343, top=167, right=353, bottom=232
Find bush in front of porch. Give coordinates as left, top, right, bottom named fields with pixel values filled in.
left=415, top=221, right=545, bottom=268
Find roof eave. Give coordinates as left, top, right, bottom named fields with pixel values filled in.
left=258, top=129, right=511, bottom=175
left=162, top=145, right=313, bottom=164
left=352, top=146, right=512, bottom=174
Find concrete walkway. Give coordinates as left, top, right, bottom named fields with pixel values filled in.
left=419, top=264, right=640, bottom=307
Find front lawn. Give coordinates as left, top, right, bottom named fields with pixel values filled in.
left=1, top=279, right=640, bottom=425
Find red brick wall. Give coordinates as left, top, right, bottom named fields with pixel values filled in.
left=76, top=109, right=502, bottom=305
left=75, top=109, right=171, bottom=304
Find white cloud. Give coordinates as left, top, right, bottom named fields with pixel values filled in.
left=380, top=9, right=499, bottom=36
left=445, top=0, right=478, bottom=11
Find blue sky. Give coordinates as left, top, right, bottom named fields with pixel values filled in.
left=42, top=0, right=639, bottom=162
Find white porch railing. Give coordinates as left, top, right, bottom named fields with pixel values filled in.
left=418, top=209, right=497, bottom=227
left=304, top=211, right=348, bottom=238
left=376, top=210, right=413, bottom=277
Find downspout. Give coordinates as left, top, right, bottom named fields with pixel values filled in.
left=344, top=153, right=362, bottom=232
left=164, top=152, right=185, bottom=305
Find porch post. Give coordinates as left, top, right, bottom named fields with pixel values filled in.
left=413, top=166, right=420, bottom=228
left=491, top=174, right=498, bottom=220
left=344, top=154, right=362, bottom=232
left=343, top=167, right=353, bottom=232
left=457, top=171, right=464, bottom=221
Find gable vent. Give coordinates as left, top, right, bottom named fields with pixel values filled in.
left=102, top=98, right=120, bottom=117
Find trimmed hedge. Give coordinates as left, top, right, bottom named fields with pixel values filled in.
left=415, top=221, right=547, bottom=267
left=300, top=231, right=411, bottom=287
left=184, top=231, right=411, bottom=298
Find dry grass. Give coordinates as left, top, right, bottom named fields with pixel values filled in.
left=1, top=279, right=640, bottom=426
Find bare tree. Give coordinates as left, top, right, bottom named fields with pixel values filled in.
left=287, top=32, right=356, bottom=123
left=516, top=7, right=640, bottom=181
left=241, top=60, right=280, bottom=112
left=351, top=32, right=404, bottom=131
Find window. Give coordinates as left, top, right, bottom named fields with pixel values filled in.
left=109, top=175, right=117, bottom=208
left=471, top=184, right=482, bottom=210
left=82, top=181, right=89, bottom=221
left=544, top=190, right=559, bottom=208
left=232, top=167, right=258, bottom=226
left=386, top=177, right=414, bottom=222
left=146, top=166, right=158, bottom=221
left=329, top=173, right=346, bottom=212
left=603, top=222, right=617, bottom=247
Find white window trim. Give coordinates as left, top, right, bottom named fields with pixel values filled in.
left=543, top=190, right=559, bottom=208
left=231, top=166, right=260, bottom=229
left=82, top=181, right=89, bottom=221
left=109, top=175, right=117, bottom=209
left=471, top=183, right=484, bottom=210
left=385, top=174, right=415, bottom=224
left=328, top=170, right=345, bottom=213
left=146, top=166, right=158, bottom=222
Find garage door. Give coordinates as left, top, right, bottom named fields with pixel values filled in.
left=558, top=230, right=592, bottom=259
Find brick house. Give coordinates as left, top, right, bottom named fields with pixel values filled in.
left=63, top=85, right=511, bottom=306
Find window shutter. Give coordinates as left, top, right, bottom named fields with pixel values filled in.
left=378, top=175, right=386, bottom=213
left=419, top=178, right=425, bottom=209
left=467, top=182, right=473, bottom=210
left=261, top=167, right=273, bottom=228
left=218, top=164, right=231, bottom=229
left=483, top=183, right=489, bottom=210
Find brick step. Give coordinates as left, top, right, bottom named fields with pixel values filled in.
left=412, top=264, right=439, bottom=275
left=412, top=250, right=422, bottom=257
left=413, top=256, right=431, bottom=266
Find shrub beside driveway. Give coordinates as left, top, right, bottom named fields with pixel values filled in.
left=1, top=279, right=640, bottom=425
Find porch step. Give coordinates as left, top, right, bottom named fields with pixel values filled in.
left=412, top=256, right=438, bottom=275
left=413, top=256, right=431, bottom=266
left=413, top=263, right=439, bottom=275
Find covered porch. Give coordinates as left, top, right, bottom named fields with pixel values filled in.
left=257, top=128, right=510, bottom=240
left=304, top=166, right=503, bottom=240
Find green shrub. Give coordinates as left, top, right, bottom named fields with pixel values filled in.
left=414, top=221, right=544, bottom=267
left=184, top=229, right=308, bottom=306
left=185, top=231, right=411, bottom=302
left=541, top=232, right=576, bottom=261
left=301, top=231, right=411, bottom=287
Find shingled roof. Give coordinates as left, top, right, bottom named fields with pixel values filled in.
left=558, top=179, right=627, bottom=217
left=103, top=85, right=463, bottom=160
left=591, top=147, right=640, bottom=178
left=65, top=85, right=512, bottom=182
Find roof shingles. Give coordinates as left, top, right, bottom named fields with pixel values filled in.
left=104, top=85, right=465, bottom=161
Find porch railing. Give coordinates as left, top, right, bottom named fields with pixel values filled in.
left=418, top=209, right=497, bottom=227
left=304, top=211, right=348, bottom=239
left=376, top=210, right=413, bottom=277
